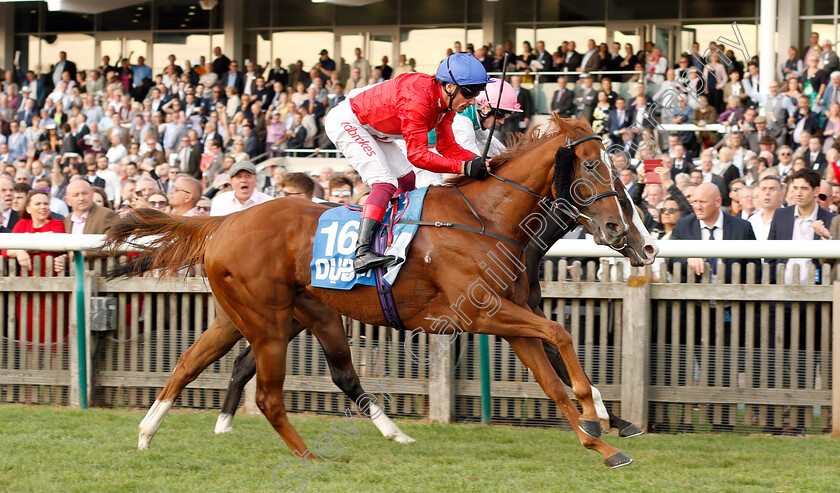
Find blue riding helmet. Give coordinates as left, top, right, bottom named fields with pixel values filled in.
left=435, top=53, right=492, bottom=110
left=435, top=53, right=493, bottom=86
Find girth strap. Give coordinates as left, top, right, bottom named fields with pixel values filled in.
left=399, top=219, right=527, bottom=252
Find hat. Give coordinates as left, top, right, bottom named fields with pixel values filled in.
left=229, top=160, right=257, bottom=177
left=20, top=86, right=31, bottom=93
left=319, top=49, right=329, bottom=55
left=754, top=116, right=766, bottom=124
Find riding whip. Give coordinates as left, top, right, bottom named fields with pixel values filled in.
left=480, top=52, right=509, bottom=162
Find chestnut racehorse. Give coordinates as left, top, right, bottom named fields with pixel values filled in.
left=106, top=116, right=636, bottom=467
left=211, top=170, right=657, bottom=437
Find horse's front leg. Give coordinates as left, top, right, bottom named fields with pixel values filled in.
left=504, top=335, right=632, bottom=468
left=468, top=297, right=603, bottom=439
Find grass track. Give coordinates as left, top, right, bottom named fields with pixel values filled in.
left=0, top=405, right=835, bottom=492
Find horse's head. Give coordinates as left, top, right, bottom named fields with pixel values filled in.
left=612, top=177, right=659, bottom=265
left=550, top=115, right=628, bottom=247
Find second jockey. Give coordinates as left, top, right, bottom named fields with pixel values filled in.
left=325, top=53, right=492, bottom=274
left=452, top=78, right=522, bottom=158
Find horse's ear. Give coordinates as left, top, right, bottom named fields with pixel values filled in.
left=552, top=112, right=569, bottom=133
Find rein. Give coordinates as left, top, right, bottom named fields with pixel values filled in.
left=402, top=133, right=620, bottom=252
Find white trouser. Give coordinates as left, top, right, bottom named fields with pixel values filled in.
left=325, top=99, right=412, bottom=188
left=392, top=139, right=444, bottom=188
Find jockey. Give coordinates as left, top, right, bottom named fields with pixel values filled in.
left=452, top=78, right=522, bottom=158
left=325, top=53, right=492, bottom=274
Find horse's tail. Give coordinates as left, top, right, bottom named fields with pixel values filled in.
left=102, top=209, right=226, bottom=277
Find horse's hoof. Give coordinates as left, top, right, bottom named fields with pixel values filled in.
left=388, top=432, right=416, bottom=444
left=618, top=423, right=645, bottom=438
left=579, top=419, right=602, bottom=439
left=604, top=451, right=633, bottom=469
left=214, top=413, right=234, bottom=435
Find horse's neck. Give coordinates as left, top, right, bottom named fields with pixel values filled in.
left=460, top=143, right=558, bottom=245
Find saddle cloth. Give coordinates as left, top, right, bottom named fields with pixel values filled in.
left=310, top=187, right=428, bottom=290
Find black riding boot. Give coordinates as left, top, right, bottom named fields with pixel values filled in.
left=353, top=217, right=398, bottom=274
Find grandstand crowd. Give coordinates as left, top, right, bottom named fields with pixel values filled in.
left=2, top=36, right=840, bottom=286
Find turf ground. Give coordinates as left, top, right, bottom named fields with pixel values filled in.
left=0, top=405, right=836, bottom=492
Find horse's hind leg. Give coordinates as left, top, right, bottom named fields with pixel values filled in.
left=505, top=336, right=632, bottom=468
left=294, top=294, right=415, bottom=443
left=215, top=319, right=307, bottom=434
left=139, top=302, right=242, bottom=450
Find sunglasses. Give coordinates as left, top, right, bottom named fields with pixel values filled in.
left=659, top=207, right=679, bottom=214
left=481, top=107, right=512, bottom=120
left=196, top=206, right=211, bottom=212
left=459, top=84, right=486, bottom=99
left=780, top=152, right=792, bottom=156
left=149, top=201, right=168, bottom=207
left=331, top=190, right=352, bottom=197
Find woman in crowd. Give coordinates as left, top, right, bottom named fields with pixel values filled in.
left=591, top=91, right=611, bottom=139
left=146, top=192, right=169, bottom=213
left=229, top=139, right=250, bottom=162
left=800, top=53, right=827, bottom=110
left=822, top=101, right=840, bottom=151
left=1, top=190, right=67, bottom=344
left=91, top=186, right=111, bottom=209
left=782, top=46, right=804, bottom=80
left=291, top=81, right=307, bottom=108
left=703, top=51, right=728, bottom=112
left=783, top=76, right=803, bottom=107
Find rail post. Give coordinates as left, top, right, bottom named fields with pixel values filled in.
left=479, top=334, right=491, bottom=424
left=74, top=252, right=88, bottom=409
left=429, top=335, right=455, bottom=423
left=621, top=276, right=651, bottom=431
left=832, top=282, right=840, bottom=438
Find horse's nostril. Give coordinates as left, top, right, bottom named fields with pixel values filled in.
left=644, top=245, right=656, bottom=256
left=606, top=222, right=622, bottom=234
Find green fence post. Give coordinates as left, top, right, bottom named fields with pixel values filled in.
left=479, top=333, right=491, bottom=424
left=74, top=252, right=87, bottom=409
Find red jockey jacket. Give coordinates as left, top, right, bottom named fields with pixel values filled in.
left=349, top=73, right=477, bottom=174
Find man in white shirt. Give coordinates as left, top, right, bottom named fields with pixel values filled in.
left=210, top=161, right=274, bottom=216
left=748, top=175, right=783, bottom=240
left=351, top=48, right=371, bottom=84
left=768, top=169, right=835, bottom=285
left=95, top=155, right=122, bottom=206
left=773, top=146, right=795, bottom=179
left=106, top=133, right=127, bottom=166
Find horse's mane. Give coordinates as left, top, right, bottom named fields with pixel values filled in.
left=444, top=114, right=579, bottom=187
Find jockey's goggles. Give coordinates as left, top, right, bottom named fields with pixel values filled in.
left=479, top=107, right=513, bottom=120
left=458, top=83, right=487, bottom=99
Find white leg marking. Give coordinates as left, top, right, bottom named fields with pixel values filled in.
left=368, top=403, right=415, bottom=443
left=137, top=399, right=173, bottom=451
left=214, top=413, right=234, bottom=434
left=591, top=386, right=610, bottom=421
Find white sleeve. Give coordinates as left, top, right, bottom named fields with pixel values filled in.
left=451, top=115, right=482, bottom=155
left=489, top=136, right=506, bottom=158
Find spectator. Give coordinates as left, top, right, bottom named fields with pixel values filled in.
left=91, top=186, right=110, bottom=210
left=209, top=161, right=273, bottom=215
left=314, top=49, right=336, bottom=82
left=504, top=76, right=532, bottom=135
left=579, top=39, right=601, bottom=74
left=267, top=58, right=289, bottom=87
left=327, top=176, right=353, bottom=205
left=803, top=136, right=828, bottom=173
left=222, top=60, right=244, bottom=95
left=212, top=47, right=231, bottom=78
left=51, top=51, right=77, bottom=89
left=170, top=175, right=202, bottom=215
left=550, top=76, right=574, bottom=118
left=281, top=172, right=316, bottom=200
left=146, top=192, right=169, bottom=213
left=136, top=176, right=158, bottom=199
left=63, top=179, right=117, bottom=235
left=669, top=182, right=758, bottom=283
left=574, top=75, right=597, bottom=121
left=768, top=169, right=835, bottom=284
left=95, top=155, right=121, bottom=206
left=202, top=140, right=225, bottom=186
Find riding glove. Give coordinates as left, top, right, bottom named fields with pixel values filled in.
left=464, top=156, right=489, bottom=180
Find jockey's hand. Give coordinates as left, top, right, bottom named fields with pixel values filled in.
left=463, top=156, right=490, bottom=180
